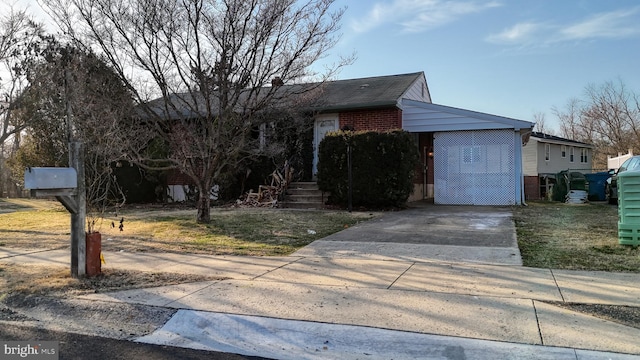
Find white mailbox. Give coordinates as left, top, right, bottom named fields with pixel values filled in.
left=24, top=167, right=77, bottom=190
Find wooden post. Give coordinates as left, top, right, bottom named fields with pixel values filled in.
left=347, top=142, right=352, bottom=213
left=70, top=142, right=86, bottom=278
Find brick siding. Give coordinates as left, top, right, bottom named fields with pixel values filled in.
left=524, top=176, right=540, bottom=200
left=339, top=108, right=402, bottom=131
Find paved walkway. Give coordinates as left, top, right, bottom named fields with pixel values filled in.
left=1, top=205, right=640, bottom=359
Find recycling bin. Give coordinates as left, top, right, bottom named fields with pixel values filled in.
left=617, top=170, right=640, bottom=246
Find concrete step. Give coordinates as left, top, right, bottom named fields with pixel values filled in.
left=288, top=182, right=320, bottom=190
left=286, top=189, right=322, bottom=196
left=285, top=194, right=325, bottom=203
left=281, top=182, right=325, bottom=209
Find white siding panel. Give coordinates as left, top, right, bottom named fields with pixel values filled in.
left=403, top=104, right=513, bottom=132
left=402, top=77, right=431, bottom=103
left=401, top=100, right=533, bottom=133
left=530, top=141, right=594, bottom=174
left=522, top=139, right=538, bottom=176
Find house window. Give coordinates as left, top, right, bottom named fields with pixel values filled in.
left=259, top=122, right=276, bottom=150
left=581, top=148, right=588, bottom=163
left=463, top=146, right=481, bottom=164
left=561, top=145, right=566, bottom=158
left=544, top=144, right=550, bottom=161
left=570, top=147, right=575, bottom=162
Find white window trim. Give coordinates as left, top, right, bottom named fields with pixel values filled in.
left=544, top=144, right=550, bottom=161
left=570, top=147, right=575, bottom=163
left=561, top=145, right=566, bottom=158
left=581, top=148, right=588, bottom=163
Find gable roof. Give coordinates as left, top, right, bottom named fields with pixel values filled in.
left=530, top=132, right=594, bottom=148
left=308, top=72, right=426, bottom=112
left=139, top=72, right=427, bottom=120
left=401, top=99, right=534, bottom=132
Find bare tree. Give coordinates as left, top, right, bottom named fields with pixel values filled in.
left=554, top=79, right=640, bottom=169
left=532, top=112, right=554, bottom=135
left=9, top=43, right=135, bottom=222
left=41, top=0, right=349, bottom=223
left=554, top=98, right=584, bottom=141
left=0, top=9, right=46, bottom=196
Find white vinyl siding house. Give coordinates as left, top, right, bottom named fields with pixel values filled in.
left=523, top=133, right=593, bottom=175
left=522, top=132, right=594, bottom=199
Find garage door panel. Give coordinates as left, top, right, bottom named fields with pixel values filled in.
left=434, top=130, right=515, bottom=205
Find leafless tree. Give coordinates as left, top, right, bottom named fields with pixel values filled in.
left=555, top=79, right=640, bottom=169
left=554, top=98, right=583, bottom=141
left=41, top=0, right=350, bottom=223
left=0, top=9, right=50, bottom=197
left=9, top=43, right=135, bottom=223
left=532, top=112, right=554, bottom=135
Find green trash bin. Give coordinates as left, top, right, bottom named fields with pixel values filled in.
left=617, top=170, right=640, bottom=246
left=568, top=172, right=586, bottom=191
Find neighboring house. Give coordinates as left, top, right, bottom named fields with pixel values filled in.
left=522, top=132, right=594, bottom=200
left=154, top=71, right=535, bottom=205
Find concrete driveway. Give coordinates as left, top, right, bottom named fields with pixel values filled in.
left=293, top=202, right=522, bottom=265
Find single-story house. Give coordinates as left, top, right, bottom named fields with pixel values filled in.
left=304, top=72, right=534, bottom=205
left=522, top=132, right=594, bottom=200
left=152, top=71, right=535, bottom=205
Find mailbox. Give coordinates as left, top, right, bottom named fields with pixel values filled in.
left=24, top=167, right=77, bottom=192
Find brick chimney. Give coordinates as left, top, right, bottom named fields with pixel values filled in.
left=271, top=76, right=284, bottom=87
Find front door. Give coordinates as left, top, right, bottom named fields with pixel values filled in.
left=313, top=116, right=338, bottom=178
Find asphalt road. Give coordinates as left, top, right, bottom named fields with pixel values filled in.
left=0, top=323, right=272, bottom=360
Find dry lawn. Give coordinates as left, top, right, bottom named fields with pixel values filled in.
left=0, top=263, right=221, bottom=299
left=0, top=199, right=376, bottom=255
left=513, top=201, right=640, bottom=272
left=0, top=198, right=376, bottom=300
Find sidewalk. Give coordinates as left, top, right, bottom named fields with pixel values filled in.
left=2, top=247, right=639, bottom=359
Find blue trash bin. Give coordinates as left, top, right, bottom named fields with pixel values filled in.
left=584, top=172, right=610, bottom=201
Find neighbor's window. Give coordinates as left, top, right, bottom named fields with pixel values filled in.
left=545, top=144, right=550, bottom=161
left=561, top=145, right=566, bottom=158
left=570, top=147, right=575, bottom=162
left=581, top=148, right=588, bottom=163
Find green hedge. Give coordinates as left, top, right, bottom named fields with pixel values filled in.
left=317, top=129, right=419, bottom=208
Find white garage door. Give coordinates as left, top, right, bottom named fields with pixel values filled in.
left=434, top=130, right=516, bottom=205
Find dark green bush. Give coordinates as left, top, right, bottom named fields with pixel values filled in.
left=317, top=129, right=419, bottom=208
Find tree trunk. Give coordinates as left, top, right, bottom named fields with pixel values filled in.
left=196, top=188, right=211, bottom=224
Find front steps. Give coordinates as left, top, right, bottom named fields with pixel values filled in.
left=281, top=182, right=325, bottom=209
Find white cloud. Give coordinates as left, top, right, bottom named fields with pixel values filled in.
left=350, top=0, right=501, bottom=34
left=486, top=6, right=640, bottom=47
left=560, top=7, right=640, bottom=40
left=485, top=22, right=546, bottom=44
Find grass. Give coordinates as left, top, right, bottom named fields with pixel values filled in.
left=0, top=199, right=376, bottom=256
left=0, top=263, right=222, bottom=299
left=513, top=201, right=640, bottom=272
left=3, top=198, right=638, bottom=269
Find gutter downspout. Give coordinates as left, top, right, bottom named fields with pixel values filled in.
left=520, top=128, right=533, bottom=206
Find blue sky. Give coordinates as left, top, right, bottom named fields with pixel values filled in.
left=8, top=0, right=640, bottom=133
left=319, top=0, right=640, bottom=132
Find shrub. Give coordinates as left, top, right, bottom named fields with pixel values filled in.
left=317, top=129, right=419, bottom=208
